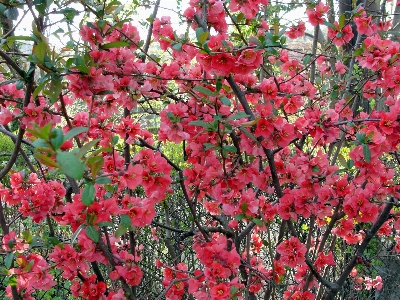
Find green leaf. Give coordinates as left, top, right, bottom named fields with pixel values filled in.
left=312, top=166, right=320, bottom=172
left=323, top=20, right=337, bottom=30
left=189, top=120, right=209, bottom=127
left=21, top=231, right=33, bottom=244
left=33, top=42, right=47, bottom=62
left=54, top=7, right=79, bottom=21
left=199, top=32, right=209, bottom=45
left=252, top=218, right=263, bottom=226
left=216, top=77, right=222, bottom=92
left=90, top=147, right=112, bottom=157
left=97, top=221, right=113, bottom=227
left=120, top=215, right=131, bottom=227
left=236, top=12, right=245, bottom=23
left=235, top=214, right=246, bottom=220
left=100, top=41, right=130, bottom=49
left=7, top=36, right=36, bottom=42
left=204, top=143, right=217, bottom=151
left=95, top=177, right=111, bottom=184
left=202, top=43, right=212, bottom=54
left=330, top=90, right=338, bottom=101
left=193, top=85, right=215, bottom=97
left=5, top=252, right=14, bottom=269
left=337, top=154, right=347, bottom=168
left=172, top=42, right=182, bottom=51
left=82, top=184, right=95, bottom=206
left=4, top=7, right=18, bottom=20
left=87, top=156, right=104, bottom=179
left=46, top=237, right=60, bottom=246
left=6, top=275, right=17, bottom=286
left=332, top=168, right=347, bottom=176
left=56, top=151, right=85, bottom=179
left=347, top=159, right=354, bottom=169
left=228, top=112, right=249, bottom=120
left=303, top=54, right=312, bottom=65
left=86, top=226, right=99, bottom=243
left=339, top=13, right=346, bottom=29
left=353, top=46, right=364, bottom=56
left=112, top=135, right=119, bottom=146
left=355, top=133, right=366, bottom=144
left=73, top=65, right=90, bottom=74
left=241, top=201, right=248, bottom=214
left=33, top=80, right=47, bottom=99
left=115, top=225, right=129, bottom=238
left=33, top=153, right=59, bottom=168
left=34, top=0, right=52, bottom=14
left=64, top=127, right=88, bottom=142
left=239, top=127, right=258, bottom=142
left=248, top=37, right=264, bottom=48
left=40, top=123, right=53, bottom=139
left=95, top=90, right=115, bottom=95
left=105, top=19, right=127, bottom=34
left=195, top=27, right=206, bottom=44
left=15, top=80, right=24, bottom=90
left=32, top=138, right=49, bottom=148
left=220, top=96, right=231, bottom=106
left=223, top=145, right=237, bottom=153
left=50, top=128, right=64, bottom=150
left=362, top=144, right=371, bottom=163
left=77, top=139, right=100, bottom=158
left=0, top=267, right=9, bottom=276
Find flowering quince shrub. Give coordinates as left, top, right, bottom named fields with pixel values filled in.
left=0, top=0, right=400, bottom=299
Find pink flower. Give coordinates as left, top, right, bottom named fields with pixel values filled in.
left=335, top=61, right=347, bottom=74
left=121, top=164, right=143, bottom=190
left=277, top=236, right=307, bottom=268
left=354, top=14, right=378, bottom=36
left=286, top=21, right=306, bottom=39
left=327, top=22, right=354, bottom=46
left=364, top=275, right=383, bottom=291
left=210, top=283, right=230, bottom=299
left=306, top=2, right=330, bottom=26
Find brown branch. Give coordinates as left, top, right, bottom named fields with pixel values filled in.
left=141, top=0, right=161, bottom=62
left=0, top=49, right=25, bottom=78
left=324, top=201, right=394, bottom=299
left=226, top=75, right=255, bottom=120
left=98, top=238, right=135, bottom=300
left=0, top=63, right=35, bottom=181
